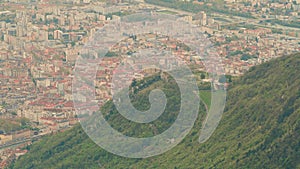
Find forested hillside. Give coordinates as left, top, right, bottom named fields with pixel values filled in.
left=10, top=53, right=300, bottom=169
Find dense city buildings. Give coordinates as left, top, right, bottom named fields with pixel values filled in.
left=0, top=0, right=299, bottom=166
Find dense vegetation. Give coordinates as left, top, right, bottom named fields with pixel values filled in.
left=10, top=53, right=300, bottom=168
left=100, top=74, right=183, bottom=138
left=0, top=118, right=30, bottom=134
left=262, top=19, right=300, bottom=29
left=145, top=0, right=255, bottom=18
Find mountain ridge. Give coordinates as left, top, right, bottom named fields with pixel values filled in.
left=10, top=53, right=300, bottom=169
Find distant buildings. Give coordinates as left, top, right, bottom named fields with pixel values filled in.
left=0, top=1, right=299, bottom=167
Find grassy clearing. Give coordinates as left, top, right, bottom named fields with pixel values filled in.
left=199, top=90, right=211, bottom=110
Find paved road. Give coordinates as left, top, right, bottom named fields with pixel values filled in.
left=0, top=135, right=42, bottom=150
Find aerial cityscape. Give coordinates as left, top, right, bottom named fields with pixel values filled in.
left=0, top=0, right=299, bottom=168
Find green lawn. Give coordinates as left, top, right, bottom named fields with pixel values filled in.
left=199, top=90, right=211, bottom=110
left=157, top=10, right=178, bottom=15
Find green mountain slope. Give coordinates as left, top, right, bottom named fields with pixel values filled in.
left=10, top=53, right=300, bottom=169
